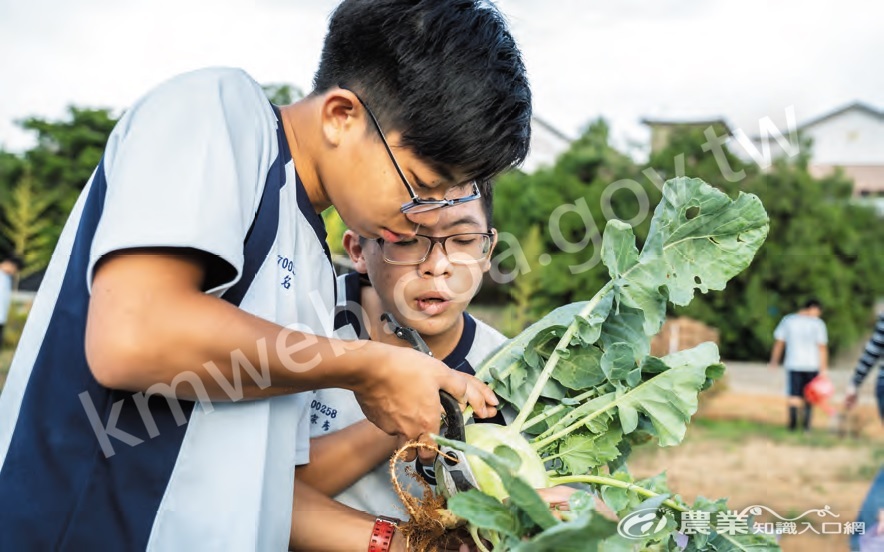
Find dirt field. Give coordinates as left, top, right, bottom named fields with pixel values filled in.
left=629, top=386, right=883, bottom=552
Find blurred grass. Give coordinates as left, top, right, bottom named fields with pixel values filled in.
left=682, top=417, right=867, bottom=448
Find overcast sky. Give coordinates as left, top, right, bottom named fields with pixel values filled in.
left=2, top=0, right=883, bottom=155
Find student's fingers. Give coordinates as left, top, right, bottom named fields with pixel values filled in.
left=442, top=372, right=498, bottom=419
left=535, top=485, right=577, bottom=508
left=415, top=433, right=439, bottom=464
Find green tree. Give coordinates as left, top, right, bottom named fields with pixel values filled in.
left=1, top=167, right=56, bottom=277
left=500, top=225, right=545, bottom=337
left=493, top=119, right=658, bottom=320
left=12, top=107, right=118, bottom=249
left=262, top=84, right=304, bottom=105
left=322, top=207, right=348, bottom=256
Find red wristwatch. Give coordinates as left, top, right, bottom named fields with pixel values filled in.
left=368, top=516, right=399, bottom=552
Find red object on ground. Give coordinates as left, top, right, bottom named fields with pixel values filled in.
left=804, top=373, right=835, bottom=415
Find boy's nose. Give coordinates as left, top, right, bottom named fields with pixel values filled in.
left=420, top=242, right=452, bottom=277
left=405, top=208, right=442, bottom=228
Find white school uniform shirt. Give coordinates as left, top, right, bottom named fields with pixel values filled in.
left=0, top=67, right=335, bottom=551
left=306, top=272, right=507, bottom=519
left=774, top=313, right=828, bottom=371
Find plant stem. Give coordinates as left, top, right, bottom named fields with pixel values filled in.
left=469, top=525, right=491, bottom=552
left=510, top=282, right=612, bottom=432
left=520, top=389, right=598, bottom=433
left=533, top=360, right=690, bottom=450
left=548, top=475, right=686, bottom=513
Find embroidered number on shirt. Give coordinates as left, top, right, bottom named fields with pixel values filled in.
left=310, top=399, right=338, bottom=419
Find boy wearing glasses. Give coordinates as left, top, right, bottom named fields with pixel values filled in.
left=296, top=192, right=505, bottom=520
left=0, top=1, right=531, bottom=550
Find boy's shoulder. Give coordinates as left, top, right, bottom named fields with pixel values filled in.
left=114, top=66, right=270, bottom=132
left=463, top=312, right=507, bottom=366
left=469, top=314, right=507, bottom=346
left=152, top=66, right=262, bottom=96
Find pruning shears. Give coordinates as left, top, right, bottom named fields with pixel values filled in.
left=381, top=312, right=479, bottom=495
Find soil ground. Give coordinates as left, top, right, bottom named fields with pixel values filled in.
left=629, top=361, right=883, bottom=552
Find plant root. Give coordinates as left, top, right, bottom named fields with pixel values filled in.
left=390, top=441, right=469, bottom=552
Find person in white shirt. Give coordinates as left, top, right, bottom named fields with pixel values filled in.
left=0, top=1, right=533, bottom=549
left=298, top=190, right=507, bottom=521
left=769, top=299, right=828, bottom=431
left=0, top=255, right=23, bottom=343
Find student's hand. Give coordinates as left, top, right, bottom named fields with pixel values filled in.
left=844, top=387, right=858, bottom=410
left=353, top=344, right=498, bottom=459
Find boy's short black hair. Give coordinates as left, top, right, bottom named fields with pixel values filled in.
left=803, top=298, right=822, bottom=310
left=313, top=0, right=531, bottom=185
left=479, top=182, right=494, bottom=231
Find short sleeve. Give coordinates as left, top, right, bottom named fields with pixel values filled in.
left=773, top=317, right=787, bottom=341
left=817, top=321, right=828, bottom=345
left=88, top=68, right=278, bottom=295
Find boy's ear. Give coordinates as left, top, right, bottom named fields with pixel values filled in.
left=319, top=89, right=362, bottom=147
left=342, top=230, right=369, bottom=274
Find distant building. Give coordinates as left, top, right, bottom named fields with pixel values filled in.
left=642, top=102, right=884, bottom=207
left=758, top=102, right=884, bottom=198
left=641, top=117, right=733, bottom=155
left=520, top=116, right=572, bottom=173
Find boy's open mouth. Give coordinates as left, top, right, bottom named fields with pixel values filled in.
left=415, top=292, right=451, bottom=315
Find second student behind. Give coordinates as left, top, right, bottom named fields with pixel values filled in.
left=297, top=188, right=508, bottom=519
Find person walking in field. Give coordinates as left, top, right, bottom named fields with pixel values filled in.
left=845, top=311, right=884, bottom=423
left=769, top=299, right=828, bottom=431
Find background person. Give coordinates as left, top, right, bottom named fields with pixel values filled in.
left=0, top=255, right=23, bottom=344
left=845, top=311, right=884, bottom=423
left=769, top=299, right=828, bottom=431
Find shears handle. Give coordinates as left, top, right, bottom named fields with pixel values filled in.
left=439, top=390, right=466, bottom=441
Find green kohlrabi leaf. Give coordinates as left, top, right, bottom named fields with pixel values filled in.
left=446, top=489, right=521, bottom=536
left=682, top=496, right=781, bottom=552
left=598, top=305, right=650, bottom=361
left=553, top=346, right=606, bottom=390
left=600, top=343, right=637, bottom=384
left=477, top=302, right=590, bottom=384
left=552, top=427, right=623, bottom=475
left=601, top=219, right=669, bottom=336
left=511, top=506, right=619, bottom=552
left=645, top=177, right=769, bottom=307
left=614, top=355, right=710, bottom=446
left=683, top=528, right=781, bottom=552
left=598, top=471, right=674, bottom=518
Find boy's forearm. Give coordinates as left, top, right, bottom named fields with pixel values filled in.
left=87, top=278, right=383, bottom=401
left=290, top=481, right=406, bottom=551
left=769, top=341, right=784, bottom=365
left=297, top=421, right=398, bottom=496
left=819, top=344, right=828, bottom=372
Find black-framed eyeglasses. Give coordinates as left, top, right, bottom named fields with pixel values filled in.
left=340, top=85, right=482, bottom=214
left=376, top=232, right=494, bottom=265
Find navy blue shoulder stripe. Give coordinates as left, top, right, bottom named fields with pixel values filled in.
left=221, top=106, right=286, bottom=306
left=333, top=272, right=368, bottom=338
left=0, top=124, right=284, bottom=548
left=443, top=313, right=477, bottom=374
